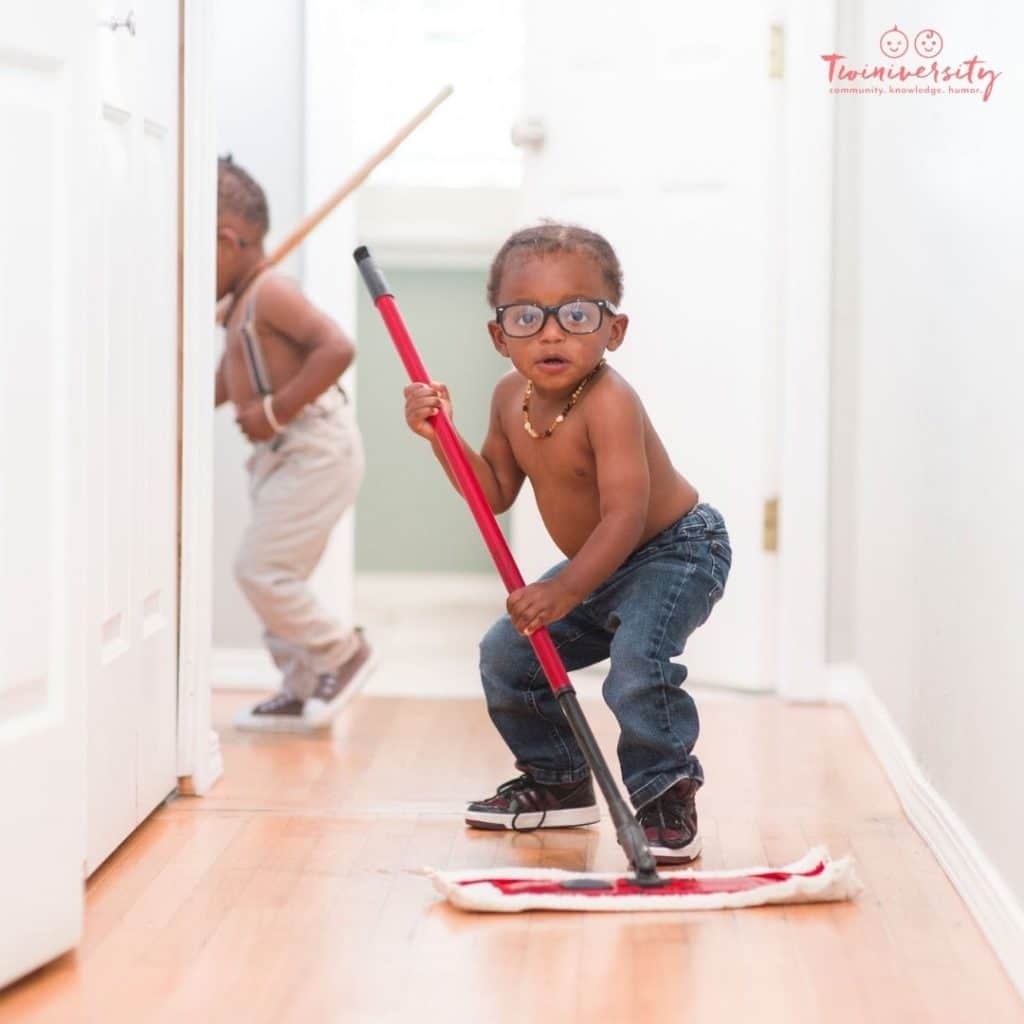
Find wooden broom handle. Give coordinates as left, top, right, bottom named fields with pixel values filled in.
left=266, top=84, right=454, bottom=268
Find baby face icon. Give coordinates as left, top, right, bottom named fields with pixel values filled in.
left=914, top=29, right=944, bottom=58
left=879, top=25, right=909, bottom=59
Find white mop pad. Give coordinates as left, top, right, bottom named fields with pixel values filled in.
left=428, top=846, right=861, bottom=913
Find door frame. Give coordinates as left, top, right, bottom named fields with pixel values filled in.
left=175, top=0, right=221, bottom=794
left=776, top=0, right=836, bottom=701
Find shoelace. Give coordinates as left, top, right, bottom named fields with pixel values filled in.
left=638, top=796, right=686, bottom=844
left=494, top=775, right=549, bottom=833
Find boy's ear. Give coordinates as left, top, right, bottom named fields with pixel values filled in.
left=487, top=320, right=510, bottom=357
left=605, top=313, right=629, bottom=352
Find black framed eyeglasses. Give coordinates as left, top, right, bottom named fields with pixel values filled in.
left=494, top=298, right=617, bottom=339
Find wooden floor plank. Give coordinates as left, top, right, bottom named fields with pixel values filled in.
left=2, top=692, right=1021, bottom=1024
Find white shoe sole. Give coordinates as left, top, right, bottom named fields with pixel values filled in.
left=302, top=649, right=378, bottom=727
left=233, top=709, right=324, bottom=733
left=465, top=805, right=601, bottom=830
left=648, top=832, right=702, bottom=864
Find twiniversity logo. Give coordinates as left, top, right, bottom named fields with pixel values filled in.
left=822, top=25, right=1001, bottom=102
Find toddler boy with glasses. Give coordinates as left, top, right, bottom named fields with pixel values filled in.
left=402, top=222, right=731, bottom=863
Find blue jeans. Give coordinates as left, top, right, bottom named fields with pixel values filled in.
left=479, top=503, right=731, bottom=809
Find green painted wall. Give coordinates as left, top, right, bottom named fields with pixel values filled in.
left=354, top=268, right=510, bottom=572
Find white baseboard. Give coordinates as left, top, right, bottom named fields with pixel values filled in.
left=211, top=647, right=278, bottom=691
left=830, top=663, right=1024, bottom=1000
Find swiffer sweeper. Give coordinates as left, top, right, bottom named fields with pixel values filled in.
left=355, top=246, right=861, bottom=913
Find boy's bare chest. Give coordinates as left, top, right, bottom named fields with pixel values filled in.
left=500, top=400, right=597, bottom=490
left=222, top=315, right=302, bottom=400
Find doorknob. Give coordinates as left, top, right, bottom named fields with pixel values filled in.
left=510, top=118, right=546, bottom=151
left=99, top=10, right=136, bottom=36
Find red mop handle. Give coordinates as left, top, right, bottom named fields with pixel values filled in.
left=354, top=247, right=573, bottom=694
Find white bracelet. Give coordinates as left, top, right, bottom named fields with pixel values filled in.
left=263, top=394, right=284, bottom=434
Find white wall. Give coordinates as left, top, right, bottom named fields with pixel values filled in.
left=212, top=0, right=304, bottom=652
left=211, top=0, right=356, bottom=680
left=831, top=0, right=1023, bottom=913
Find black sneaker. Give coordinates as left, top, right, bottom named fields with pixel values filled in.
left=465, top=774, right=600, bottom=831
left=636, top=778, right=702, bottom=864
left=234, top=690, right=311, bottom=733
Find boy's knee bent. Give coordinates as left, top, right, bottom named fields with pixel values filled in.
left=602, top=652, right=686, bottom=709
left=479, top=616, right=533, bottom=692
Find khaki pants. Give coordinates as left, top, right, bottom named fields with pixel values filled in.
left=234, top=388, right=365, bottom=700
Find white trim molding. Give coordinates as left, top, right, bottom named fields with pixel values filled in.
left=176, top=0, right=221, bottom=796
left=776, top=1, right=837, bottom=701
left=832, top=663, right=1024, bottom=1000
left=211, top=647, right=279, bottom=692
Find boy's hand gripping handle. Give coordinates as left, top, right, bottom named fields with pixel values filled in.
left=354, top=246, right=573, bottom=695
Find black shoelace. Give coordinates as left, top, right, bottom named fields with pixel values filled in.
left=494, top=774, right=549, bottom=832
left=637, top=796, right=686, bottom=844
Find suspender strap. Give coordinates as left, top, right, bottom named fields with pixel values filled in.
left=221, top=259, right=269, bottom=327
left=239, top=274, right=272, bottom=397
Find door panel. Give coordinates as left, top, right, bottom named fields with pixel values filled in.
left=89, top=101, right=139, bottom=868
left=516, top=1, right=780, bottom=689
left=0, top=0, right=91, bottom=988
left=88, top=0, right=181, bottom=871
left=137, top=97, right=180, bottom=817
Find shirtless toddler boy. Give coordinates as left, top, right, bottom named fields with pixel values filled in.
left=216, top=157, right=372, bottom=730
left=403, top=223, right=731, bottom=861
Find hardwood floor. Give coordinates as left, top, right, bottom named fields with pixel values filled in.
left=3, top=689, right=1022, bottom=1023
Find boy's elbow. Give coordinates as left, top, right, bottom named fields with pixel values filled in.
left=604, top=503, right=647, bottom=540
left=490, top=476, right=522, bottom=515
left=332, top=335, right=355, bottom=375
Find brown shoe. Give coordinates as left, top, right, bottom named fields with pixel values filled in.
left=636, top=778, right=703, bottom=864
left=303, top=631, right=375, bottom=726
left=465, top=774, right=600, bottom=831
left=234, top=690, right=313, bottom=733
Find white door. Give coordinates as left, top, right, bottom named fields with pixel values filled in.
left=513, top=0, right=781, bottom=690
left=87, top=0, right=181, bottom=871
left=0, top=2, right=92, bottom=987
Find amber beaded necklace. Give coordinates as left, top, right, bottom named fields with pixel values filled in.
left=522, top=359, right=606, bottom=439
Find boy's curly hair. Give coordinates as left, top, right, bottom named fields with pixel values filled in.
left=217, top=154, right=270, bottom=236
left=486, top=222, right=624, bottom=307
